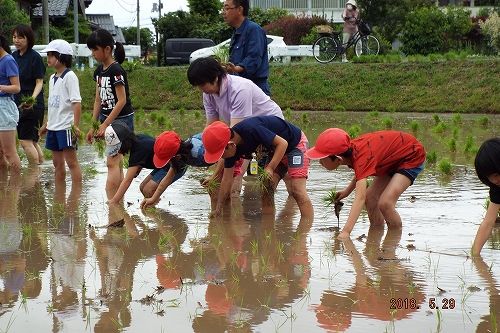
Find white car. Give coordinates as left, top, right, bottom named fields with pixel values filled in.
left=189, top=35, right=289, bottom=64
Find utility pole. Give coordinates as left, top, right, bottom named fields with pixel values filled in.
left=43, top=0, right=49, bottom=43
left=73, top=0, right=79, bottom=65
left=137, top=0, right=141, bottom=53
left=153, top=0, right=162, bottom=66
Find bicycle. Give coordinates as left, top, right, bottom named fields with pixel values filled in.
left=313, top=20, right=380, bottom=63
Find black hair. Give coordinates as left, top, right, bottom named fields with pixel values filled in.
left=0, top=35, right=11, bottom=54
left=177, top=138, right=194, bottom=158
left=232, top=0, right=249, bottom=16
left=86, top=29, right=125, bottom=64
left=12, top=24, right=35, bottom=49
left=47, top=51, right=73, bottom=68
left=187, top=57, right=227, bottom=87
left=475, top=137, right=500, bottom=188
left=329, top=147, right=353, bottom=160
left=118, top=132, right=138, bottom=155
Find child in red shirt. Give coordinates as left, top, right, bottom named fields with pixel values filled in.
left=306, top=128, right=426, bottom=239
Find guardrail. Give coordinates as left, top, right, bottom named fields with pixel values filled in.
left=9, top=43, right=141, bottom=68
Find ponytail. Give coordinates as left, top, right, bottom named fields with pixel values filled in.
left=114, top=42, right=125, bottom=64
left=0, top=35, right=11, bottom=54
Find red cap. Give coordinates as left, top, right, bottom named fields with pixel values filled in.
left=306, top=128, right=351, bottom=159
left=202, top=121, right=231, bottom=164
left=153, top=131, right=182, bottom=168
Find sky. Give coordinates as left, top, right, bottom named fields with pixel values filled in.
left=86, top=0, right=189, bottom=31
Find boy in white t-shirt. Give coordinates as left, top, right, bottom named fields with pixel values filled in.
left=39, top=40, right=82, bottom=184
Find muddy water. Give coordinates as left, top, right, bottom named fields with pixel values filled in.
left=1, top=112, right=499, bottom=333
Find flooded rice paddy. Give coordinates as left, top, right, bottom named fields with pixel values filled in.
left=0, top=112, right=499, bottom=333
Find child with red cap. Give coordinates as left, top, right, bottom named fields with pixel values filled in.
left=105, top=121, right=186, bottom=204
left=306, top=129, right=425, bottom=239
left=202, top=116, right=312, bottom=217
left=140, top=131, right=213, bottom=209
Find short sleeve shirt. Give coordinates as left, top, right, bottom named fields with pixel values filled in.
left=490, top=187, right=500, bottom=204
left=12, top=49, right=45, bottom=106
left=203, top=75, right=282, bottom=124
left=0, top=54, right=19, bottom=98
left=47, top=69, right=82, bottom=131
left=128, top=134, right=156, bottom=170
left=224, top=116, right=302, bottom=168
left=93, top=62, right=133, bottom=118
left=351, top=131, right=426, bottom=180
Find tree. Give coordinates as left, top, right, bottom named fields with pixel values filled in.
left=188, top=0, right=221, bottom=18
left=122, top=27, right=154, bottom=54
left=356, top=0, right=435, bottom=43
left=0, top=0, right=30, bottom=36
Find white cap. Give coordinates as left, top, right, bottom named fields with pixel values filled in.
left=42, top=39, right=73, bottom=56
left=104, top=121, right=131, bottom=156
left=346, top=0, right=357, bottom=6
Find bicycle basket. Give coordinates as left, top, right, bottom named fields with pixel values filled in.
left=316, top=25, right=333, bottom=35
left=358, top=20, right=371, bottom=35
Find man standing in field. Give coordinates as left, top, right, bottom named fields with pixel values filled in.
left=223, top=0, right=271, bottom=96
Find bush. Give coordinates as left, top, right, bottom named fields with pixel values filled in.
left=400, top=6, right=473, bottom=55
left=250, top=7, right=289, bottom=27
left=480, top=12, right=500, bottom=53
left=264, top=15, right=328, bottom=45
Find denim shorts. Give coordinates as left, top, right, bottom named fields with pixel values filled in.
left=149, top=164, right=187, bottom=184
left=397, top=162, right=425, bottom=184
left=99, top=113, right=134, bottom=132
left=0, top=96, right=19, bottom=131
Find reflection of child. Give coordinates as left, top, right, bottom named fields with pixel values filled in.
left=202, top=116, right=312, bottom=217
left=140, top=131, right=213, bottom=208
left=39, top=39, right=82, bottom=184
left=341, top=0, right=360, bottom=63
left=306, top=129, right=426, bottom=239
left=472, top=137, right=500, bottom=255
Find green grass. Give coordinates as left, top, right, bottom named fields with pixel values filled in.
left=65, top=58, right=499, bottom=114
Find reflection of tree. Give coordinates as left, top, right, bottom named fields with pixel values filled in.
left=191, top=193, right=314, bottom=332
left=473, top=257, right=499, bottom=333
left=315, top=227, right=426, bottom=331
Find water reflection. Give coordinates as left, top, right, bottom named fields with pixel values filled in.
left=473, top=257, right=500, bottom=333
left=191, top=184, right=314, bottom=332
left=315, top=227, right=425, bottom=331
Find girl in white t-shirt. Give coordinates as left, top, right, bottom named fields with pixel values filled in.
left=39, top=39, right=82, bottom=184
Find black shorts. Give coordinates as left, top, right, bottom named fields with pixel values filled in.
left=17, top=107, right=44, bottom=141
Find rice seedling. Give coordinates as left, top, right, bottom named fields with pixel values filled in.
left=409, top=120, right=419, bottom=132
left=451, top=127, right=459, bottom=139
left=477, top=116, right=489, bottom=127
left=452, top=113, right=462, bottom=125
left=435, top=307, right=442, bottom=332
left=42, top=148, right=52, bottom=160
left=464, top=135, right=474, bottom=153
left=301, top=113, right=309, bottom=125
left=490, top=309, right=497, bottom=333
left=256, top=166, right=274, bottom=196
left=157, top=115, right=166, bottom=126
left=448, top=138, right=456, bottom=152
left=427, top=151, right=437, bottom=164
left=382, top=116, right=393, bottom=129
left=433, top=122, right=447, bottom=134
left=438, top=159, right=452, bottom=175
left=213, top=44, right=230, bottom=63
left=433, top=114, right=441, bottom=125
left=150, top=112, right=158, bottom=122
left=347, top=125, right=361, bottom=138
left=194, top=110, right=201, bottom=119
left=20, top=95, right=36, bottom=107
left=369, top=111, right=379, bottom=118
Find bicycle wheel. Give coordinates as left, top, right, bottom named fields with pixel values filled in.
left=313, top=36, right=338, bottom=63
left=355, top=35, right=380, bottom=57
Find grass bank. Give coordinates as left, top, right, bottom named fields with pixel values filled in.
left=68, top=58, right=499, bottom=114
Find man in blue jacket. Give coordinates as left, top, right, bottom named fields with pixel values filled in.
left=223, top=0, right=271, bottom=96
